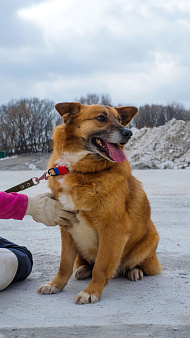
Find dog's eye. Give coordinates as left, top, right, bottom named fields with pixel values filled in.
left=118, top=117, right=122, bottom=124
left=97, top=115, right=107, bottom=122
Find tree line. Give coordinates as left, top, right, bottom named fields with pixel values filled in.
left=0, top=98, right=61, bottom=156
left=0, top=94, right=189, bottom=155
left=133, top=102, right=190, bottom=129
left=75, top=93, right=190, bottom=128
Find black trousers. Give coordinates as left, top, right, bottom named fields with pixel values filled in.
left=0, top=237, right=33, bottom=282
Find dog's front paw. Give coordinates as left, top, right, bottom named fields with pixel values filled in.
left=75, top=265, right=92, bottom=280
left=75, top=291, right=99, bottom=305
left=127, top=268, right=143, bottom=281
left=38, top=283, right=62, bottom=295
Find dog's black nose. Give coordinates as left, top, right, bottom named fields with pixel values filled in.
left=122, top=128, right=133, bottom=138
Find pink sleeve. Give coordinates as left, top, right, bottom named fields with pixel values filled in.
left=0, top=192, right=28, bottom=220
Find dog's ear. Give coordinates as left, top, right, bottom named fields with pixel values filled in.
left=114, top=106, right=138, bottom=126
left=55, top=102, right=82, bottom=124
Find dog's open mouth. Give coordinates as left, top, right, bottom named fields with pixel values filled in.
left=91, top=137, right=126, bottom=163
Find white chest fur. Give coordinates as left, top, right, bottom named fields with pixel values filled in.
left=55, top=151, right=99, bottom=263
left=68, top=215, right=99, bottom=263
left=55, top=150, right=89, bottom=169
left=58, top=192, right=75, bottom=211
left=58, top=191, right=98, bottom=263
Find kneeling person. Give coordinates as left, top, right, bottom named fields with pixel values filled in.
left=0, top=192, right=77, bottom=291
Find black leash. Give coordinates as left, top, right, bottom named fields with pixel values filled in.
left=5, top=166, right=69, bottom=193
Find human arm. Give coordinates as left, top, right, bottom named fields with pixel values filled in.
left=0, top=192, right=28, bottom=220
left=0, top=191, right=78, bottom=226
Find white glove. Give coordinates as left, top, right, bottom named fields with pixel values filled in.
left=25, top=193, right=79, bottom=227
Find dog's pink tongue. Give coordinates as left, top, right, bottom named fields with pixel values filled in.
left=105, top=141, right=126, bottom=163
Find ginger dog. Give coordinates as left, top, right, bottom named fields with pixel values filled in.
left=38, top=102, right=162, bottom=304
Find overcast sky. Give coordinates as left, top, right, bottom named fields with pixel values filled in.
left=1, top=0, right=190, bottom=107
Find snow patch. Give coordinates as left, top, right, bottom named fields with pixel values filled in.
left=0, top=155, right=18, bottom=161
left=125, top=119, right=190, bottom=169
left=25, top=162, right=38, bottom=170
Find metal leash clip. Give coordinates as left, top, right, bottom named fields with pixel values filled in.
left=47, top=168, right=58, bottom=176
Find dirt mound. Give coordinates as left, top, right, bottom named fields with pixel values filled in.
left=125, top=118, right=190, bottom=169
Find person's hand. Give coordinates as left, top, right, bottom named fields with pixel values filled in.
left=25, top=193, right=79, bottom=227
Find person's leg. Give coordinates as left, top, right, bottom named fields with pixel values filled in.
left=0, top=248, right=18, bottom=291
left=0, top=237, right=33, bottom=290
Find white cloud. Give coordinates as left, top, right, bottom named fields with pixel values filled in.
left=153, top=0, right=190, bottom=13
left=0, top=0, right=189, bottom=107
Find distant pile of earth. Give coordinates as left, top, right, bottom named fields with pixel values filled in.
left=126, top=118, right=190, bottom=169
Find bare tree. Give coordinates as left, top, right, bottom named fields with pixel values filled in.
left=0, top=98, right=56, bottom=155
left=77, top=93, right=112, bottom=106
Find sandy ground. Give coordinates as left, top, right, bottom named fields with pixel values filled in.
left=0, top=168, right=190, bottom=337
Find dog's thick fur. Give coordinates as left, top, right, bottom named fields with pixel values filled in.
left=38, top=102, right=162, bottom=304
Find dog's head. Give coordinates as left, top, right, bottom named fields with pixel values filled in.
left=55, top=102, right=138, bottom=163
